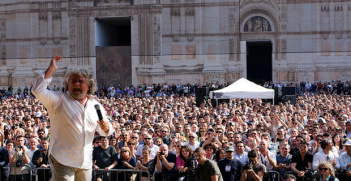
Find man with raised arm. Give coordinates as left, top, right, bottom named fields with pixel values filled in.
left=31, top=56, right=113, bottom=181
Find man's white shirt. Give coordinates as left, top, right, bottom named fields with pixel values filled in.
left=32, top=71, right=114, bottom=169
left=184, top=141, right=200, bottom=151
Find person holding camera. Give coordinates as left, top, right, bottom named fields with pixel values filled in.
left=9, top=135, right=31, bottom=181
left=176, top=145, right=197, bottom=181
left=155, top=144, right=178, bottom=181
left=217, top=146, right=242, bottom=181
left=31, top=138, right=50, bottom=181
left=194, top=147, right=223, bottom=181
left=291, top=140, right=313, bottom=181
left=240, top=149, right=266, bottom=181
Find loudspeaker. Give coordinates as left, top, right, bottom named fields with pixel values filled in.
left=275, top=87, right=282, bottom=98
left=282, top=87, right=296, bottom=95
left=282, top=95, right=296, bottom=105
left=195, top=87, right=214, bottom=107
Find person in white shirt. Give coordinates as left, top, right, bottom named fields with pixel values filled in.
left=312, top=138, right=339, bottom=170
left=28, top=138, right=39, bottom=168
left=135, top=134, right=159, bottom=159
left=9, top=135, right=32, bottom=180
left=336, top=140, right=351, bottom=173
left=31, top=56, right=113, bottom=181
left=184, top=132, right=200, bottom=151
left=258, top=140, right=277, bottom=171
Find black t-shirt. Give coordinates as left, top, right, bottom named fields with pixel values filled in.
left=291, top=151, right=313, bottom=171
left=92, top=146, right=118, bottom=168
left=289, top=147, right=299, bottom=155
left=153, top=151, right=178, bottom=179
left=217, top=158, right=242, bottom=181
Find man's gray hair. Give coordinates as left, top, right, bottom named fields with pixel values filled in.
left=62, top=68, right=97, bottom=95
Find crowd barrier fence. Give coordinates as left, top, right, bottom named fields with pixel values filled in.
left=264, top=171, right=280, bottom=181
left=34, top=167, right=152, bottom=181
left=0, top=164, right=33, bottom=181
left=283, top=171, right=351, bottom=181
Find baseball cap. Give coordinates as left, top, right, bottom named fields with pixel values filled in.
left=343, top=140, right=351, bottom=146
left=148, top=128, right=155, bottom=133
left=225, top=146, right=234, bottom=152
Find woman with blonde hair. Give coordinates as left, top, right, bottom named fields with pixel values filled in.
left=135, top=146, right=154, bottom=181
left=127, top=139, right=137, bottom=158
left=317, top=161, right=339, bottom=181
left=197, top=128, right=206, bottom=142
left=116, top=147, right=137, bottom=181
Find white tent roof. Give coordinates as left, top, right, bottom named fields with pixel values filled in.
left=210, top=78, right=274, bottom=99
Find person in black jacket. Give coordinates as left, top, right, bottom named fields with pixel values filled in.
left=218, top=146, right=242, bottom=181
left=0, top=142, right=9, bottom=181
left=31, top=138, right=50, bottom=181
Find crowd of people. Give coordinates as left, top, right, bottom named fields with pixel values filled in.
left=0, top=79, right=351, bottom=181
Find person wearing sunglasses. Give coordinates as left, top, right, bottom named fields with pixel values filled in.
left=127, top=139, right=137, bottom=158
left=174, top=140, right=184, bottom=156
left=116, top=147, right=137, bottom=181
left=184, top=132, right=199, bottom=151
left=274, top=143, right=292, bottom=179
left=318, top=161, right=339, bottom=181
left=203, top=143, right=216, bottom=160
left=312, top=138, right=338, bottom=170
left=217, top=146, right=242, bottom=181
left=135, top=134, right=159, bottom=160
left=291, top=140, right=313, bottom=181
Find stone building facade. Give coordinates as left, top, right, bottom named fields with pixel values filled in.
left=0, top=0, right=351, bottom=88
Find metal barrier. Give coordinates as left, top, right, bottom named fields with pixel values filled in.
left=35, top=168, right=152, bottom=181
left=264, top=171, right=280, bottom=181
left=35, top=167, right=51, bottom=181
left=335, top=172, right=351, bottom=181
left=2, top=164, right=33, bottom=181
left=92, top=169, right=151, bottom=181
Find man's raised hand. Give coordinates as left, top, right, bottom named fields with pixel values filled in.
left=50, top=56, right=61, bottom=72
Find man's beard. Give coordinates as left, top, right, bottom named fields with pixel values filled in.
left=69, top=90, right=87, bottom=100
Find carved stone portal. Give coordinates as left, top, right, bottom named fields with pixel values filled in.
left=244, top=16, right=271, bottom=32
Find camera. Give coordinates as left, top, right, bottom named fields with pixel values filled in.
left=243, top=161, right=252, bottom=170
left=17, top=146, right=22, bottom=149
left=185, top=154, right=197, bottom=180
left=16, top=160, right=22, bottom=167
left=160, top=151, right=165, bottom=155
left=304, top=168, right=317, bottom=178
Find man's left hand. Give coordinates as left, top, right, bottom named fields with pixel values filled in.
left=97, top=118, right=110, bottom=133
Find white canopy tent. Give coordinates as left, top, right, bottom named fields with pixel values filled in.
left=210, top=78, right=274, bottom=99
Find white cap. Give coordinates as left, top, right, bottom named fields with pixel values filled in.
left=343, top=140, right=351, bottom=146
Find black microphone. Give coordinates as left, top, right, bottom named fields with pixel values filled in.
left=94, top=104, right=103, bottom=121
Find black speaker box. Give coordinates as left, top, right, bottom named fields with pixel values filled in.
left=195, top=87, right=214, bottom=107
left=282, top=87, right=296, bottom=95
left=283, top=95, right=296, bottom=105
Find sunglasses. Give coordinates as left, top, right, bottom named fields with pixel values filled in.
left=189, top=136, right=195, bottom=139
left=216, top=131, right=222, bottom=133
left=145, top=138, right=151, bottom=140
left=121, top=150, right=128, bottom=153
left=161, top=131, right=167, bottom=133
left=128, top=143, right=135, bottom=146
left=131, top=137, right=138, bottom=139
left=226, top=151, right=233, bottom=153
left=95, top=142, right=101, bottom=144
left=185, top=129, right=190, bottom=131
left=317, top=139, right=322, bottom=141
left=320, top=168, right=328, bottom=171
left=281, top=148, right=288, bottom=150
left=176, top=145, right=182, bottom=147
left=206, top=147, right=213, bottom=150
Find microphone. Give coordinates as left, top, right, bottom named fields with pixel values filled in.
left=94, top=104, right=103, bottom=121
